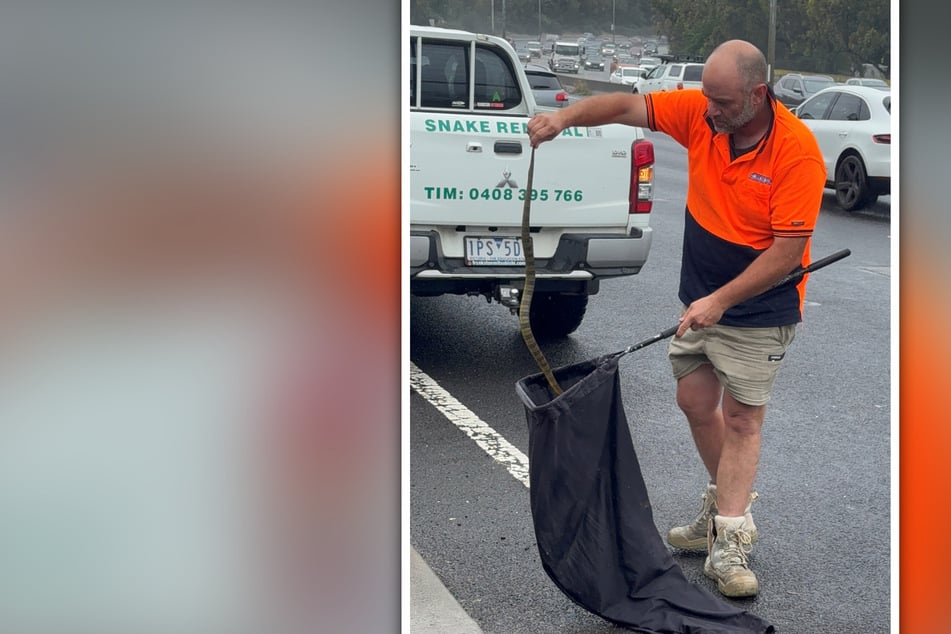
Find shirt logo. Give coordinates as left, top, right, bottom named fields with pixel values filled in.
left=749, top=172, right=772, bottom=185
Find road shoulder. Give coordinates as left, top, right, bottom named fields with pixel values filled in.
left=411, top=546, right=484, bottom=633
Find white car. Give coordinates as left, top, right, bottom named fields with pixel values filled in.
left=610, top=65, right=647, bottom=86
left=796, top=84, right=891, bottom=211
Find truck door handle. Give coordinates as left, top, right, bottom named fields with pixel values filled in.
left=466, top=142, right=483, bottom=153
left=494, top=141, right=523, bottom=154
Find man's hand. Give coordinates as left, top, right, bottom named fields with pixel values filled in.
left=674, top=237, right=809, bottom=337
left=676, top=295, right=728, bottom=337
left=527, top=111, right=567, bottom=148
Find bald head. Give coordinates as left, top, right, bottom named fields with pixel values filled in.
left=705, top=40, right=768, bottom=92
left=701, top=40, right=771, bottom=135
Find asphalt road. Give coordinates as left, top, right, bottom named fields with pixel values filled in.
left=410, top=130, right=892, bottom=633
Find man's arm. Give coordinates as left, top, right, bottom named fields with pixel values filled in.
left=676, top=236, right=809, bottom=337
left=527, top=92, right=649, bottom=147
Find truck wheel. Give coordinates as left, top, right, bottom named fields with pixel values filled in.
left=524, top=292, right=588, bottom=339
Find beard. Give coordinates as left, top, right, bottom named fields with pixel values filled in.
left=712, top=95, right=756, bottom=134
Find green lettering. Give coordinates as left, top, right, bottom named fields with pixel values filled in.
left=496, top=121, right=509, bottom=133
left=453, top=120, right=466, bottom=132
left=424, top=119, right=436, bottom=132
left=437, top=119, right=452, bottom=132
left=466, top=120, right=479, bottom=133
left=480, top=120, right=490, bottom=133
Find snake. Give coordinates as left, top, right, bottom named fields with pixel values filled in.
left=518, top=146, right=563, bottom=396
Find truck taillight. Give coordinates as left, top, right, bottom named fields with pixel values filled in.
left=873, top=134, right=890, bottom=144
left=676, top=82, right=684, bottom=90
left=630, top=139, right=654, bottom=213
left=556, top=92, right=568, bottom=102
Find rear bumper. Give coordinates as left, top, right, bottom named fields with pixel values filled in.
left=410, top=228, right=652, bottom=290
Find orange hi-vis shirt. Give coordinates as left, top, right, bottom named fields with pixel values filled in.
left=644, top=88, right=826, bottom=326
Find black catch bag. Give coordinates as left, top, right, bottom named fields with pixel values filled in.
left=515, top=353, right=774, bottom=634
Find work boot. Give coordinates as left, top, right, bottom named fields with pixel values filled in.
left=666, top=483, right=759, bottom=551
left=704, top=514, right=759, bottom=597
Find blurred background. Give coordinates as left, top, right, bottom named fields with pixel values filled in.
left=895, top=4, right=951, bottom=634
left=3, top=1, right=948, bottom=631
left=0, top=2, right=399, bottom=632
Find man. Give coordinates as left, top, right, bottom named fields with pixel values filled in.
left=527, top=40, right=825, bottom=598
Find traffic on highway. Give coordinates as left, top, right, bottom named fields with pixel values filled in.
left=511, top=31, right=669, bottom=83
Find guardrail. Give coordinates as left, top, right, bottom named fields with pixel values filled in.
left=555, top=74, right=633, bottom=94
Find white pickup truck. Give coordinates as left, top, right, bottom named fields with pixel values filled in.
left=410, top=25, right=656, bottom=338
left=636, top=55, right=706, bottom=94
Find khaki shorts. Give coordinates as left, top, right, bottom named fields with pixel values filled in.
left=668, top=322, right=798, bottom=406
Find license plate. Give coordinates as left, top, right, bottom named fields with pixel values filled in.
left=465, top=236, right=525, bottom=266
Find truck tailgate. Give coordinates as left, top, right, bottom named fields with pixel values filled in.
left=410, top=112, right=640, bottom=229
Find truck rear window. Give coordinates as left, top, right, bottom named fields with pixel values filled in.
left=411, top=38, right=522, bottom=110
left=473, top=46, right=522, bottom=110
left=415, top=41, right=470, bottom=108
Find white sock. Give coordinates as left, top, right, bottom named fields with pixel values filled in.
left=714, top=514, right=747, bottom=530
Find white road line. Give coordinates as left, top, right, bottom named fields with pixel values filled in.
left=410, top=362, right=530, bottom=488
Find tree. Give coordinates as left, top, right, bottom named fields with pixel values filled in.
left=798, top=0, right=890, bottom=77
left=650, top=0, right=771, bottom=57
left=649, top=0, right=889, bottom=75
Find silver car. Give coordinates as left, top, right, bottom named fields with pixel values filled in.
left=523, top=63, right=569, bottom=108
left=845, top=77, right=890, bottom=90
